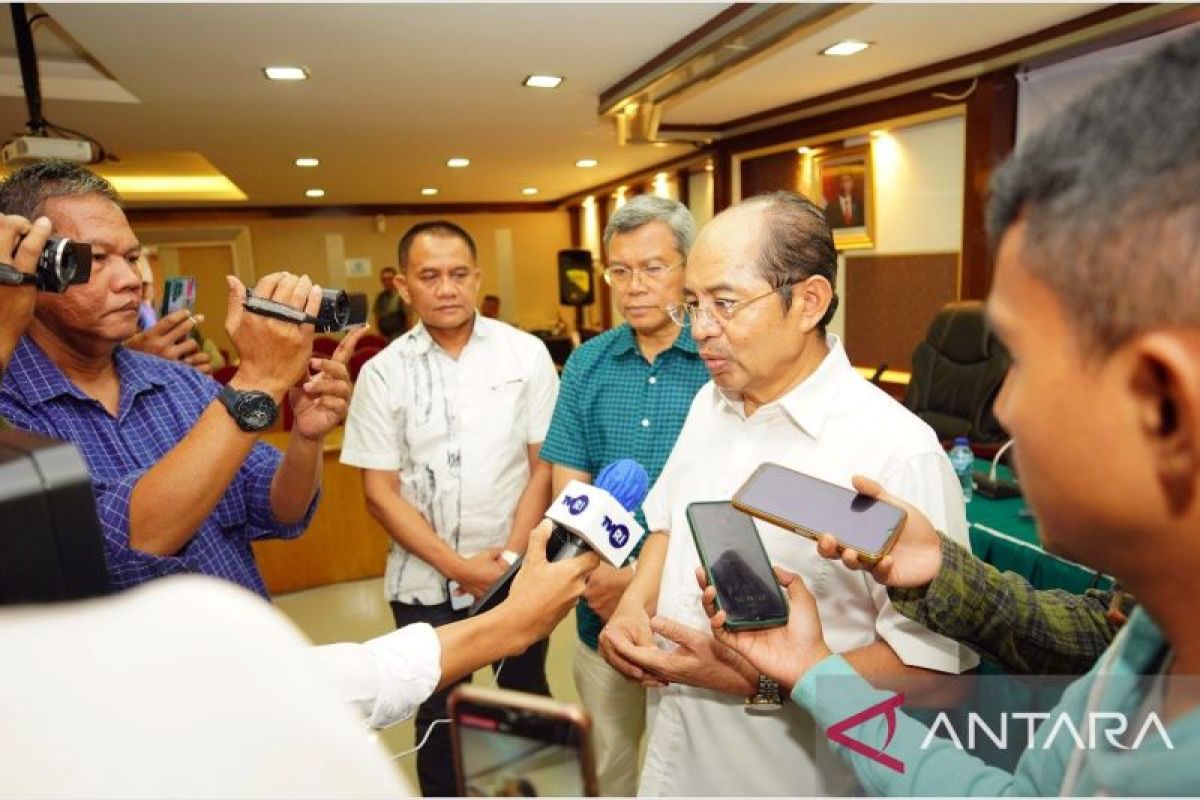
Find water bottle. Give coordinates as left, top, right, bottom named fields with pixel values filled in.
left=949, top=436, right=974, bottom=502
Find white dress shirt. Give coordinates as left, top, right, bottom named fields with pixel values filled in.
left=637, top=334, right=977, bottom=797
left=341, top=315, right=559, bottom=605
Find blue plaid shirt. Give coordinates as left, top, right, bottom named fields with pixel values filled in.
left=0, top=336, right=315, bottom=597
left=540, top=323, right=710, bottom=649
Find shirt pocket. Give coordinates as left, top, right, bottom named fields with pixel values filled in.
left=469, top=376, right=527, bottom=446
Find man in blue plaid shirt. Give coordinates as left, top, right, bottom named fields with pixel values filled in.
left=540, top=195, right=710, bottom=796
left=0, top=161, right=358, bottom=597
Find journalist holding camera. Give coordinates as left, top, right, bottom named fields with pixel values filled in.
left=0, top=160, right=361, bottom=596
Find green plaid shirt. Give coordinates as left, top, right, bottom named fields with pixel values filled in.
left=540, top=323, right=710, bottom=650
left=889, top=532, right=1122, bottom=674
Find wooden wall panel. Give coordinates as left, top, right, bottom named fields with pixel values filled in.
left=844, top=253, right=958, bottom=377
left=253, top=430, right=388, bottom=596
left=739, top=149, right=799, bottom=200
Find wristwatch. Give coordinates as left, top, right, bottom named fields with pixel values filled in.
left=744, top=675, right=782, bottom=713
left=217, top=385, right=279, bottom=432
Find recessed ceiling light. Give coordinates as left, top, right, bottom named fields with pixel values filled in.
left=575, top=158, right=598, bottom=168
left=521, top=187, right=539, bottom=196
left=264, top=65, right=310, bottom=81
left=294, top=157, right=319, bottom=167
left=820, top=40, right=872, bottom=57
left=446, top=157, right=470, bottom=168
left=796, top=146, right=812, bottom=155
left=305, top=188, right=325, bottom=198
left=870, top=129, right=887, bottom=138
left=522, top=74, right=563, bottom=89
left=421, top=187, right=439, bottom=196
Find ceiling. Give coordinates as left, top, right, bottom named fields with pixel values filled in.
left=0, top=3, right=1154, bottom=209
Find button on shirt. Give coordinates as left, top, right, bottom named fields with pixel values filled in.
left=0, top=336, right=314, bottom=598
left=340, top=316, right=558, bottom=606
left=637, top=334, right=978, bottom=797
left=539, top=324, right=710, bottom=650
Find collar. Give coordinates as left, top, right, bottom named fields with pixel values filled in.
left=400, top=313, right=488, bottom=357
left=613, top=323, right=699, bottom=359
left=3, top=336, right=167, bottom=407
left=713, top=333, right=849, bottom=439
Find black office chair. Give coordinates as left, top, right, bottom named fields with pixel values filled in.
left=904, top=300, right=1010, bottom=444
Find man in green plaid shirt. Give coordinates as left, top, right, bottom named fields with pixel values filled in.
left=540, top=195, right=710, bottom=796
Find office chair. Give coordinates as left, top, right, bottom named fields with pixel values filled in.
left=904, top=300, right=1010, bottom=445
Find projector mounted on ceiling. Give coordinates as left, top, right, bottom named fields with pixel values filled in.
left=1, top=136, right=97, bottom=167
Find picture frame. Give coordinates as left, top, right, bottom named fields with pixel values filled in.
left=810, top=144, right=874, bottom=250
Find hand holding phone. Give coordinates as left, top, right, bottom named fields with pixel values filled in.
left=450, top=685, right=596, bottom=797
left=686, top=501, right=788, bottom=631
left=160, top=275, right=197, bottom=318
left=733, top=463, right=907, bottom=564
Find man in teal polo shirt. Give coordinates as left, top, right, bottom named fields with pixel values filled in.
left=540, top=195, right=710, bottom=796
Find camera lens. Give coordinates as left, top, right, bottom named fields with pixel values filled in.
left=34, top=237, right=92, bottom=293
left=315, top=288, right=351, bottom=332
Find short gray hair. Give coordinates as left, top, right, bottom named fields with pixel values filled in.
left=603, top=194, right=696, bottom=258
left=987, top=30, right=1200, bottom=355
left=738, top=191, right=839, bottom=330
left=0, top=159, right=120, bottom=220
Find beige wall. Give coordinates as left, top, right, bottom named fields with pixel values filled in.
left=136, top=210, right=574, bottom=332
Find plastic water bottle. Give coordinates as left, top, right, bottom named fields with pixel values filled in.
left=949, top=437, right=974, bottom=502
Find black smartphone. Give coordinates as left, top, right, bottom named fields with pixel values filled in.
left=450, top=685, right=596, bottom=797
left=685, top=501, right=789, bottom=630
left=733, top=462, right=907, bottom=563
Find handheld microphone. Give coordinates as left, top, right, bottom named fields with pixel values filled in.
left=468, top=459, right=650, bottom=617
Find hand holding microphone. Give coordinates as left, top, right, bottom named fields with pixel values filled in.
left=469, top=459, right=651, bottom=617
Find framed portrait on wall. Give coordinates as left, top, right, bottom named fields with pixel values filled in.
left=810, top=145, right=874, bottom=250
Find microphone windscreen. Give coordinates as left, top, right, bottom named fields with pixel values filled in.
left=595, top=459, right=650, bottom=512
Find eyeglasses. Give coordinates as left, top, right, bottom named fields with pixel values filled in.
left=602, top=260, right=681, bottom=287
left=666, top=281, right=802, bottom=329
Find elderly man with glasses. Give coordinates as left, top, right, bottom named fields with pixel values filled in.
left=540, top=194, right=710, bottom=796
left=598, top=191, right=978, bottom=796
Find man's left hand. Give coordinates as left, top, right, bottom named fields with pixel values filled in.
left=607, top=615, right=759, bottom=696
left=290, top=326, right=367, bottom=441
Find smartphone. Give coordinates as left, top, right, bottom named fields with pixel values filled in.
left=449, top=684, right=596, bottom=797
left=733, top=462, right=907, bottom=563
left=160, top=275, right=197, bottom=318
left=685, top=501, right=789, bottom=630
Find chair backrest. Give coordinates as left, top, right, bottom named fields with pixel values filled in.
left=311, top=336, right=339, bottom=358
left=348, top=347, right=381, bottom=382
left=354, top=333, right=388, bottom=352
left=904, top=301, right=1010, bottom=443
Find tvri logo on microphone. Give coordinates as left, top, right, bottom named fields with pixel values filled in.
left=827, top=693, right=1175, bottom=775
left=559, top=493, right=630, bottom=548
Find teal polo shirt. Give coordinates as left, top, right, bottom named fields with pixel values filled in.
left=540, top=323, right=710, bottom=650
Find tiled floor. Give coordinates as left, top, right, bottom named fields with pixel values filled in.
left=274, top=577, right=583, bottom=792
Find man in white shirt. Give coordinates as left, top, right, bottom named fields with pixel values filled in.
left=341, top=220, right=559, bottom=797
left=599, top=191, right=977, bottom=796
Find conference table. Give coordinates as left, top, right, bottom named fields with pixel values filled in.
left=965, top=458, right=1112, bottom=593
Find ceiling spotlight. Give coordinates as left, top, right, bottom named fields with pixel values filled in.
left=264, top=65, right=310, bottom=81
left=446, top=157, right=470, bottom=168
left=305, top=188, right=325, bottom=198
left=522, top=74, right=563, bottom=89
left=820, top=40, right=872, bottom=57
left=870, top=129, right=887, bottom=138
left=796, top=146, right=812, bottom=155
left=421, top=187, right=439, bottom=196
left=294, top=157, right=319, bottom=167
left=521, top=187, right=539, bottom=196
left=575, top=158, right=598, bottom=168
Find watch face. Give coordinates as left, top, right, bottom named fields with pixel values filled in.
left=237, top=392, right=278, bottom=431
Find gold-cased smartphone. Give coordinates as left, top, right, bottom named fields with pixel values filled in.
left=449, top=684, right=597, bottom=797
left=732, top=462, right=907, bottom=564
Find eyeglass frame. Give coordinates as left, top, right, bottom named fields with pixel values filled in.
left=601, top=259, right=683, bottom=287
left=666, top=279, right=808, bottom=329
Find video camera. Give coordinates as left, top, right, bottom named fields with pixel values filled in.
left=244, top=287, right=365, bottom=333
left=0, top=236, right=92, bottom=292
